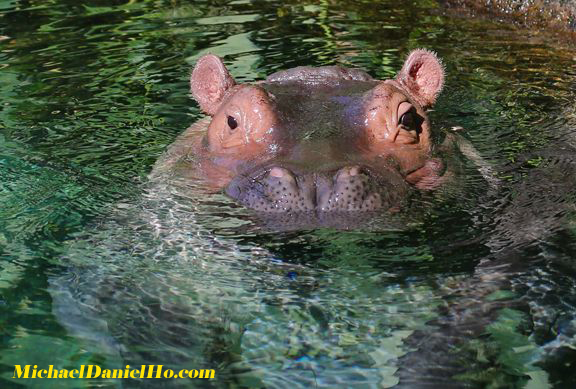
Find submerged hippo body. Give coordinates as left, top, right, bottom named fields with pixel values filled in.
left=155, top=50, right=449, bottom=226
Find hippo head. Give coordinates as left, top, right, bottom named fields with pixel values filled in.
left=189, top=50, right=445, bottom=219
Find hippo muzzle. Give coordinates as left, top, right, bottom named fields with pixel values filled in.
left=226, top=164, right=411, bottom=213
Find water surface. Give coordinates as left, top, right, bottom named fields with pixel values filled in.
left=1, top=1, right=576, bottom=388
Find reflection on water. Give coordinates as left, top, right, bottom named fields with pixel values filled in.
left=1, top=0, right=576, bottom=388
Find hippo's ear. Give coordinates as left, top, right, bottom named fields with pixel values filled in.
left=396, top=49, right=444, bottom=109
left=190, top=54, right=236, bottom=115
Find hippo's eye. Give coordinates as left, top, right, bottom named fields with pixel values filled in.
left=399, top=110, right=424, bottom=133
left=399, top=111, right=414, bottom=128
left=227, top=115, right=238, bottom=130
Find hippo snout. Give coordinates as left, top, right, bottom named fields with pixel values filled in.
left=225, top=165, right=411, bottom=213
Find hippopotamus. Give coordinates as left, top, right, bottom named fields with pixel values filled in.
left=155, top=49, right=451, bottom=224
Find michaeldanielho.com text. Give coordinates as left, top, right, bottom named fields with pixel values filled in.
left=13, top=365, right=215, bottom=379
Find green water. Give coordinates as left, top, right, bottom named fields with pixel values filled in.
left=1, top=0, right=576, bottom=388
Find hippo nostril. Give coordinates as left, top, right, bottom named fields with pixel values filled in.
left=335, top=168, right=349, bottom=182
left=335, top=165, right=365, bottom=182
left=268, top=167, right=297, bottom=185
left=348, top=166, right=361, bottom=177
left=269, top=167, right=287, bottom=178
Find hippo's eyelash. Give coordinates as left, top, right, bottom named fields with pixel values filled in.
left=227, top=115, right=238, bottom=130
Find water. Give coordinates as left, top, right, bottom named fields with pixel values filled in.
left=1, top=0, right=575, bottom=388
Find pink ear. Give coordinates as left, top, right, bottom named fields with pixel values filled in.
left=190, top=54, right=235, bottom=115
left=396, top=49, right=444, bottom=108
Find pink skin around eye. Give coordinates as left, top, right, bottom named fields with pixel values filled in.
left=206, top=86, right=279, bottom=155
left=359, top=83, right=433, bottom=175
